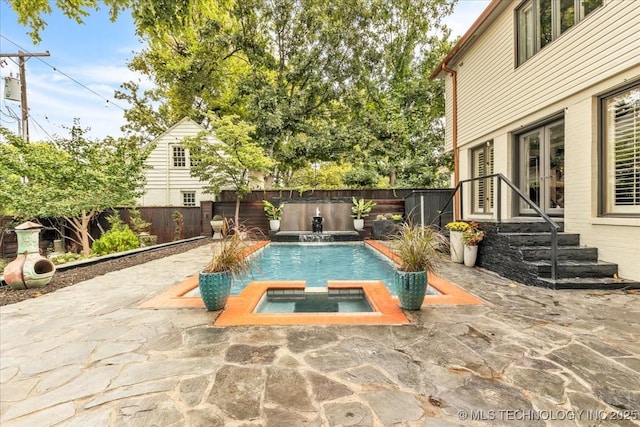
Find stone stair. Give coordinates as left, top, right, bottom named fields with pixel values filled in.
left=475, top=221, right=640, bottom=290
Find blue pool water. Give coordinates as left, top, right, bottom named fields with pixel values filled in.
left=232, top=243, right=397, bottom=295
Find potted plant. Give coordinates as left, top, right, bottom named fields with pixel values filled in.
left=372, top=214, right=397, bottom=240
left=444, top=221, right=470, bottom=263
left=199, top=230, right=254, bottom=311
left=262, top=200, right=284, bottom=231
left=462, top=221, right=485, bottom=267
left=391, top=223, right=448, bottom=310
left=390, top=214, right=403, bottom=223
left=210, top=215, right=225, bottom=239
left=351, top=197, right=376, bottom=231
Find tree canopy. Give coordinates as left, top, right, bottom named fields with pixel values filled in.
left=183, top=114, right=274, bottom=227
left=8, top=0, right=457, bottom=189
left=0, top=123, right=150, bottom=255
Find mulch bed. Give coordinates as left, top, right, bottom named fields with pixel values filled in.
left=0, top=238, right=210, bottom=307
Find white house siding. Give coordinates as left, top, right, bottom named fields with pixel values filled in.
left=448, top=0, right=640, bottom=147
left=137, top=118, right=216, bottom=207
left=442, top=0, right=640, bottom=280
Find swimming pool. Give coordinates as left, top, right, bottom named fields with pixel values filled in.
left=233, top=243, right=397, bottom=295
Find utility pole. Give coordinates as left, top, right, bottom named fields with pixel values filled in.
left=0, top=50, right=50, bottom=141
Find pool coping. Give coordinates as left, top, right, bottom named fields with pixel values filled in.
left=137, top=240, right=484, bottom=325
left=214, top=280, right=409, bottom=326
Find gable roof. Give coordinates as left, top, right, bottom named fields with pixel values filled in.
left=155, top=117, right=205, bottom=139
left=430, top=0, right=509, bottom=79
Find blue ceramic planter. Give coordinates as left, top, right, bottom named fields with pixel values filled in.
left=199, top=271, right=232, bottom=311
left=394, top=270, right=427, bottom=310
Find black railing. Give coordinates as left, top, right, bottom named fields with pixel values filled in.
left=438, top=173, right=560, bottom=280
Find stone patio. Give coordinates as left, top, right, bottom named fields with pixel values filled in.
left=1, top=244, right=639, bottom=426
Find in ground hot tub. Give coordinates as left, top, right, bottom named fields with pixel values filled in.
left=253, top=287, right=373, bottom=313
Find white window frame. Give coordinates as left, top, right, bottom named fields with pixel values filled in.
left=471, top=141, right=494, bottom=214
left=182, top=191, right=196, bottom=207
left=172, top=145, right=187, bottom=168
left=600, top=83, right=640, bottom=216
left=516, top=0, right=603, bottom=65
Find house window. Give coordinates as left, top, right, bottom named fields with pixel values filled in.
left=189, top=146, right=201, bottom=167
left=182, top=191, right=196, bottom=207
left=172, top=146, right=186, bottom=168
left=471, top=141, right=494, bottom=214
left=516, top=0, right=603, bottom=65
left=601, top=83, right=640, bottom=215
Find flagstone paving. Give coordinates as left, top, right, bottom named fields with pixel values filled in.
left=1, top=244, right=639, bottom=426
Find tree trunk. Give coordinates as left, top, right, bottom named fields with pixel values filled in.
left=80, top=210, right=91, bottom=257
left=234, top=197, right=241, bottom=233
left=390, top=168, right=397, bottom=187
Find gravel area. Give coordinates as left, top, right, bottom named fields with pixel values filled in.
left=0, top=238, right=210, bottom=307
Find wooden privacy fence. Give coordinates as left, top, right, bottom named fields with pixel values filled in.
left=208, top=188, right=454, bottom=234
left=1, top=188, right=453, bottom=260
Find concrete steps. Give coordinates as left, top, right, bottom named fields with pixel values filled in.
left=475, top=221, right=640, bottom=290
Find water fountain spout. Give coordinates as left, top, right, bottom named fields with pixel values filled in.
left=312, top=214, right=323, bottom=233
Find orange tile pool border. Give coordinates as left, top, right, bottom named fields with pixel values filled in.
left=138, top=240, right=483, bottom=323
left=366, top=240, right=484, bottom=306
left=214, top=280, right=409, bottom=326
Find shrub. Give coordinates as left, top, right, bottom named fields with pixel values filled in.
left=92, top=226, right=140, bottom=256
left=128, top=208, right=152, bottom=233
left=172, top=211, right=184, bottom=241
left=51, top=252, right=86, bottom=265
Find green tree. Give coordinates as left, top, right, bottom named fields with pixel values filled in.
left=9, top=0, right=456, bottom=188
left=183, top=115, right=274, bottom=229
left=343, top=0, right=454, bottom=188
left=0, top=123, right=150, bottom=255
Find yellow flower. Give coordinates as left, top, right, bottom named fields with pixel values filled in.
left=445, top=221, right=470, bottom=232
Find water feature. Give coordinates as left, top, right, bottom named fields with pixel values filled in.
left=312, top=216, right=323, bottom=233
left=280, top=202, right=352, bottom=232
left=299, top=234, right=334, bottom=243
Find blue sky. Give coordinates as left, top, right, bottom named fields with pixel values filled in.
left=0, top=1, right=490, bottom=140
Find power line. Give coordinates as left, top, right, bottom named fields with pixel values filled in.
left=0, top=34, right=127, bottom=112
left=0, top=49, right=50, bottom=141
left=29, top=114, right=55, bottom=141
left=0, top=107, right=19, bottom=123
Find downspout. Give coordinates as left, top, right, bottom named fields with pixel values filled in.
left=441, top=63, right=460, bottom=220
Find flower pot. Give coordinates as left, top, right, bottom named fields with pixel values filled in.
left=449, top=230, right=464, bottom=263
left=198, top=271, right=232, bottom=311
left=372, top=220, right=395, bottom=240
left=464, top=245, right=478, bottom=267
left=210, top=220, right=224, bottom=239
left=394, top=270, right=427, bottom=310
left=353, top=218, right=364, bottom=231
left=269, top=219, right=281, bottom=232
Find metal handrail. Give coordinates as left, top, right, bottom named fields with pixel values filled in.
left=438, top=173, right=560, bottom=280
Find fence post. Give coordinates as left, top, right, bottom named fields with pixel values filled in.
left=200, top=200, right=213, bottom=236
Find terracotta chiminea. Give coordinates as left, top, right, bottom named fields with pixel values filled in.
left=3, top=221, right=56, bottom=290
